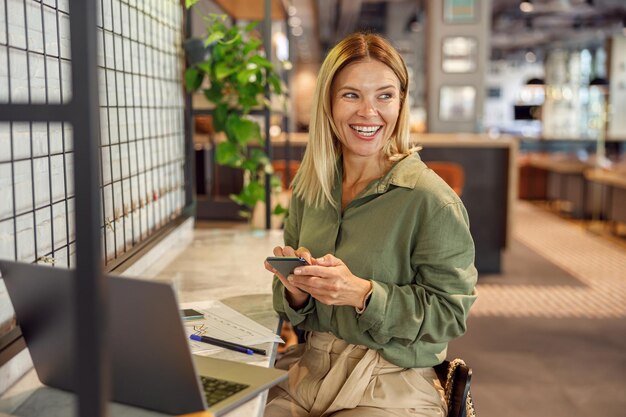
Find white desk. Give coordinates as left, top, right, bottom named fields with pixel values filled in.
left=0, top=227, right=285, bottom=417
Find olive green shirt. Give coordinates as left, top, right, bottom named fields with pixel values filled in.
left=273, top=152, right=477, bottom=368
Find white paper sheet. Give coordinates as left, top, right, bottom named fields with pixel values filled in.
left=180, top=299, right=283, bottom=354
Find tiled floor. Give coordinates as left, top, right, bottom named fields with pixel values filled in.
left=474, top=201, right=626, bottom=318
left=447, top=200, right=626, bottom=417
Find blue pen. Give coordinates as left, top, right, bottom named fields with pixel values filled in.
left=190, top=334, right=254, bottom=355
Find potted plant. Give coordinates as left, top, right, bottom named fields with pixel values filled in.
left=183, top=4, right=287, bottom=223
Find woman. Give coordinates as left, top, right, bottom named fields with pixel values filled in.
left=264, top=32, right=477, bottom=417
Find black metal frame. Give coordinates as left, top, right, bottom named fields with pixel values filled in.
left=0, top=1, right=107, bottom=413
left=0, top=1, right=193, bottom=415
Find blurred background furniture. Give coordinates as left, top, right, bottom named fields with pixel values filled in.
left=427, top=161, right=466, bottom=197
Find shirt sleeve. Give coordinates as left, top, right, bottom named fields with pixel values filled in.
left=272, top=193, right=318, bottom=325
left=356, top=201, right=478, bottom=345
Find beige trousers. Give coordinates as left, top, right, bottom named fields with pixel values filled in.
left=264, top=332, right=447, bottom=417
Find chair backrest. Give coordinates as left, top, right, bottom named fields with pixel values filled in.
left=426, top=161, right=465, bottom=197
left=433, top=359, right=474, bottom=417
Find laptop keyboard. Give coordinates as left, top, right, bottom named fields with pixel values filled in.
left=200, top=375, right=250, bottom=407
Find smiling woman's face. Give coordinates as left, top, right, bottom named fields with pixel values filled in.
left=331, top=59, right=401, bottom=162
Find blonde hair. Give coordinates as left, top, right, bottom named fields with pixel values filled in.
left=293, top=32, right=415, bottom=208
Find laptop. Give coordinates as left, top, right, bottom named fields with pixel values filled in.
left=0, top=260, right=287, bottom=416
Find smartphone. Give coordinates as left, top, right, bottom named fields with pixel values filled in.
left=180, top=308, right=204, bottom=321
left=266, top=256, right=309, bottom=278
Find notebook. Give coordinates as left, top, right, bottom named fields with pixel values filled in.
left=0, top=260, right=287, bottom=416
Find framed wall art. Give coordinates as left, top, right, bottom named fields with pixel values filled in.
left=442, top=36, right=478, bottom=73
left=439, top=85, right=476, bottom=121
left=443, top=0, right=477, bottom=24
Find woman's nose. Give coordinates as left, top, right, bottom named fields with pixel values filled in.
left=357, top=98, right=377, bottom=116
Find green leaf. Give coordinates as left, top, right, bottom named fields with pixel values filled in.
left=238, top=83, right=261, bottom=110
left=236, top=68, right=257, bottom=86
left=212, top=43, right=225, bottom=61
left=236, top=181, right=265, bottom=209
left=203, top=82, right=222, bottom=104
left=241, top=159, right=258, bottom=172
left=272, top=203, right=288, bottom=216
left=241, top=148, right=268, bottom=172
left=243, top=39, right=262, bottom=55
left=215, top=62, right=237, bottom=80
left=184, top=67, right=203, bottom=92
left=249, top=55, right=272, bottom=68
left=208, top=13, right=227, bottom=22
left=249, top=148, right=269, bottom=166
left=185, top=0, right=199, bottom=9
left=215, top=142, right=242, bottom=167
left=268, top=74, right=282, bottom=94
left=221, top=32, right=241, bottom=46
left=196, top=62, right=211, bottom=74
left=213, top=103, right=229, bottom=132
left=244, top=21, right=259, bottom=32
left=204, top=31, right=225, bottom=47
left=270, top=174, right=282, bottom=189
left=228, top=117, right=261, bottom=145
left=248, top=181, right=266, bottom=201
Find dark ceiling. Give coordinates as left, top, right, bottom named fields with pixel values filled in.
left=295, top=0, right=626, bottom=62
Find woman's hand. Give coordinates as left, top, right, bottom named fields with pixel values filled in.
left=264, top=246, right=314, bottom=309
left=288, top=254, right=373, bottom=309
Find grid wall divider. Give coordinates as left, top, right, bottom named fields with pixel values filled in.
left=0, top=0, right=191, bottom=371
left=0, top=0, right=187, bottom=269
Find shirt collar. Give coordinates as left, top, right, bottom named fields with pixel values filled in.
left=376, top=152, right=426, bottom=192
left=333, top=152, right=426, bottom=203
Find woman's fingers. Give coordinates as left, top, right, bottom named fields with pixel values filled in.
left=272, top=245, right=298, bottom=256
left=315, top=253, right=342, bottom=266
left=295, top=247, right=314, bottom=264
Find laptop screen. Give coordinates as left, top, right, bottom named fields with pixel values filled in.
left=1, top=260, right=206, bottom=414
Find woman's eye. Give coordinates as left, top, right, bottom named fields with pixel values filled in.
left=379, top=93, right=393, bottom=100
left=343, top=92, right=358, bottom=99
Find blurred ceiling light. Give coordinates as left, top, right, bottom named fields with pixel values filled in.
left=525, top=51, right=536, bottom=63
left=288, top=6, right=297, bottom=16
left=282, top=60, right=293, bottom=71
left=288, top=16, right=301, bottom=27
left=269, top=125, right=282, bottom=137
left=291, top=26, right=303, bottom=37
left=520, top=1, right=534, bottom=13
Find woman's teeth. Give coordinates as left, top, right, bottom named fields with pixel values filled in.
left=350, top=125, right=381, bottom=137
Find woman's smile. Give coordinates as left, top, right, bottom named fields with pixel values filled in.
left=349, top=124, right=383, bottom=139
left=331, top=59, right=401, bottom=160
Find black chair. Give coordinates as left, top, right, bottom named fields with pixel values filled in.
left=433, top=359, right=475, bottom=417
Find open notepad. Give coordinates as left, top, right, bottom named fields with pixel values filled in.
left=180, top=299, right=283, bottom=354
